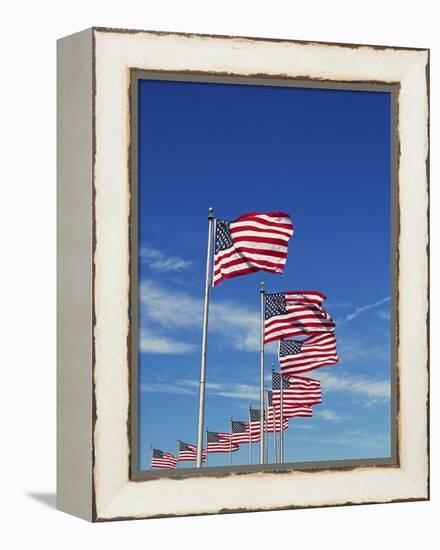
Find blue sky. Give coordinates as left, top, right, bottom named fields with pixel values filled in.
left=137, top=78, right=391, bottom=469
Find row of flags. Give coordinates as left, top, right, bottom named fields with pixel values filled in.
left=150, top=211, right=339, bottom=469
left=150, top=370, right=330, bottom=469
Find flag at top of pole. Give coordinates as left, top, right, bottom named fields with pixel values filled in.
left=213, top=212, right=294, bottom=286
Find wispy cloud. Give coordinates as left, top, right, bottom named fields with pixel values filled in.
left=315, top=409, right=345, bottom=421
left=376, top=310, right=391, bottom=321
left=288, top=432, right=389, bottom=450
left=337, top=337, right=389, bottom=363
left=317, top=372, right=390, bottom=400
left=141, top=377, right=260, bottom=401
left=325, top=301, right=352, bottom=308
left=140, top=382, right=195, bottom=395
left=339, top=297, right=390, bottom=325
left=139, top=279, right=264, bottom=354
left=139, top=330, right=197, bottom=354
left=140, top=244, right=193, bottom=272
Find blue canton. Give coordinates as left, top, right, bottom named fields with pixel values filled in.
left=215, top=220, right=233, bottom=254
left=279, top=340, right=303, bottom=357
left=265, top=293, right=287, bottom=320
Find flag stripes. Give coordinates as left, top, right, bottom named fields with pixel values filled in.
left=264, top=291, right=335, bottom=343
left=151, top=449, right=177, bottom=469
left=177, top=441, right=206, bottom=462
left=272, top=374, right=322, bottom=406
left=279, top=333, right=338, bottom=374
left=269, top=404, right=313, bottom=420
left=206, top=431, right=239, bottom=453
left=231, top=420, right=254, bottom=444
left=213, top=212, right=294, bottom=286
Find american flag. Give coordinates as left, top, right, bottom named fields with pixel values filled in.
left=246, top=407, right=263, bottom=441
left=177, top=441, right=206, bottom=462
left=272, top=372, right=322, bottom=406
left=264, top=291, right=335, bottom=344
left=206, top=431, right=239, bottom=453
left=246, top=407, right=287, bottom=436
left=279, top=333, right=338, bottom=374
left=268, top=404, right=313, bottom=421
left=213, top=212, right=294, bottom=286
left=231, top=420, right=251, bottom=445
left=267, top=388, right=311, bottom=426
left=150, top=448, right=177, bottom=469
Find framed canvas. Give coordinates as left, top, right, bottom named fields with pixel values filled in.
left=57, top=27, right=429, bottom=522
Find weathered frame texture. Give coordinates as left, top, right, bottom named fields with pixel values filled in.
left=57, top=27, right=429, bottom=522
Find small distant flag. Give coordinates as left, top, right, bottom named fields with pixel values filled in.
left=272, top=372, right=322, bottom=406
left=213, top=212, right=294, bottom=286
left=177, top=441, right=206, bottom=462
left=243, top=407, right=263, bottom=443
left=279, top=333, right=338, bottom=374
left=264, top=291, right=335, bottom=344
left=231, top=420, right=251, bottom=445
left=150, top=448, right=177, bottom=469
left=206, top=431, right=239, bottom=453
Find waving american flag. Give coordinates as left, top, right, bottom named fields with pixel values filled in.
left=213, top=212, right=294, bottom=286
left=206, top=431, right=239, bottom=453
left=230, top=420, right=250, bottom=445
left=177, top=441, right=206, bottom=462
left=269, top=404, right=313, bottom=421
left=264, top=291, right=335, bottom=344
left=150, top=448, right=177, bottom=469
left=272, top=372, right=322, bottom=406
left=279, top=333, right=338, bottom=374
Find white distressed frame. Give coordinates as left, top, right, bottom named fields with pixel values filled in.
left=58, top=28, right=429, bottom=521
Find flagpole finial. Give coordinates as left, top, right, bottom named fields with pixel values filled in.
left=208, top=207, right=214, bottom=219
left=260, top=281, right=265, bottom=293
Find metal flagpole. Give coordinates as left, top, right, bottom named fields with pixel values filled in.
left=229, top=418, right=233, bottom=466
left=176, top=439, right=179, bottom=468
left=150, top=444, right=153, bottom=469
left=248, top=404, right=252, bottom=465
left=280, top=372, right=284, bottom=463
left=196, top=207, right=215, bottom=467
left=271, top=368, right=277, bottom=463
left=264, top=387, right=269, bottom=464
left=259, top=281, right=265, bottom=464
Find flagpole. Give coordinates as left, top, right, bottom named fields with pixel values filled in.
left=176, top=439, right=179, bottom=468
left=205, top=430, right=208, bottom=467
left=266, top=388, right=270, bottom=464
left=229, top=418, right=233, bottom=466
left=150, top=443, right=153, bottom=469
left=196, top=207, right=215, bottom=467
left=271, top=368, right=277, bottom=464
left=248, top=404, right=252, bottom=465
left=280, top=372, right=284, bottom=463
left=259, top=281, right=265, bottom=464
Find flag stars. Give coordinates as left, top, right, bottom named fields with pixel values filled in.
left=280, top=340, right=302, bottom=357
left=215, top=220, right=233, bottom=253
left=265, top=293, right=287, bottom=320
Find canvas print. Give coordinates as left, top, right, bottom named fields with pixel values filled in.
left=135, top=77, right=394, bottom=472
